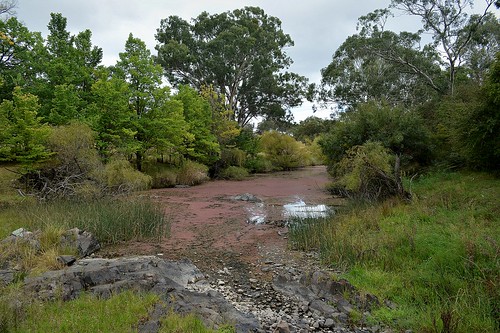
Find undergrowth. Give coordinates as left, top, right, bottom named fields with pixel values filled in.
left=289, top=172, right=499, bottom=332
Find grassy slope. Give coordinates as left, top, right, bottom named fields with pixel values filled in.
left=290, top=172, right=499, bottom=332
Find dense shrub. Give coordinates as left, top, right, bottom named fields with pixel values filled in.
left=218, top=166, right=249, bottom=180
left=100, top=159, right=152, bottom=193
left=259, top=131, right=306, bottom=170
left=329, top=141, right=409, bottom=200
left=244, top=155, right=274, bottom=173
left=319, top=101, right=431, bottom=173
left=176, top=160, right=209, bottom=186
left=220, top=148, right=246, bottom=167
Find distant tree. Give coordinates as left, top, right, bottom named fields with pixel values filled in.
left=155, top=6, right=309, bottom=126
left=0, top=87, right=51, bottom=164
left=319, top=9, right=443, bottom=110
left=174, top=85, right=220, bottom=165
left=32, top=13, right=102, bottom=120
left=292, top=116, right=332, bottom=143
left=113, top=34, right=190, bottom=170
left=0, top=17, right=44, bottom=101
left=390, top=0, right=497, bottom=95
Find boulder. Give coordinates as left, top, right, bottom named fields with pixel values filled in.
left=231, top=193, right=262, bottom=203
left=60, top=228, right=100, bottom=257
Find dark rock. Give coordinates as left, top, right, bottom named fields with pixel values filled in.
left=57, top=255, right=76, bottom=266
left=0, top=269, right=15, bottom=286
left=60, top=228, right=100, bottom=257
left=231, top=193, right=262, bottom=203
left=1, top=228, right=41, bottom=252
left=23, top=256, right=261, bottom=333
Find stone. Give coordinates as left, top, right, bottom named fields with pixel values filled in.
left=231, top=193, right=262, bottom=203
left=324, top=318, right=335, bottom=328
left=0, top=269, right=16, bottom=286
left=57, top=255, right=76, bottom=266
left=275, top=320, right=290, bottom=333
left=23, top=256, right=261, bottom=333
left=60, top=228, right=100, bottom=258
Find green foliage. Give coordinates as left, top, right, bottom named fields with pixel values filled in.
left=244, top=155, right=274, bottom=174
left=290, top=172, right=500, bottom=332
left=174, top=85, right=220, bottom=165
left=155, top=6, right=309, bottom=126
left=292, top=116, right=332, bottom=143
left=218, top=166, right=249, bottom=180
left=220, top=148, right=246, bottom=168
left=99, top=159, right=152, bottom=193
left=259, top=131, right=307, bottom=170
left=319, top=101, right=431, bottom=172
left=433, top=54, right=500, bottom=171
left=0, top=87, right=51, bottom=164
left=176, top=160, right=209, bottom=186
left=143, top=163, right=179, bottom=189
left=330, top=141, right=407, bottom=200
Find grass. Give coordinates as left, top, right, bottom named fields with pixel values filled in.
left=0, top=288, right=235, bottom=333
left=289, top=171, right=500, bottom=332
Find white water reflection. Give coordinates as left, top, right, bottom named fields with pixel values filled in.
left=283, top=199, right=331, bottom=220
left=246, top=202, right=267, bottom=224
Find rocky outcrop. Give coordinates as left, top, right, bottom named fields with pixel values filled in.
left=23, top=256, right=261, bottom=333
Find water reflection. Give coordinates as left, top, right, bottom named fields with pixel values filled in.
left=283, top=199, right=331, bottom=220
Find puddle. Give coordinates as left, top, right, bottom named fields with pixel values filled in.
left=283, top=199, right=332, bottom=220
left=246, top=198, right=333, bottom=225
left=246, top=203, right=267, bottom=225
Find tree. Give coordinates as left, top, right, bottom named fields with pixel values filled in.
left=113, top=34, right=190, bottom=170
left=0, top=0, right=16, bottom=18
left=319, top=9, right=443, bottom=110
left=0, top=87, right=51, bottom=163
left=390, top=0, right=496, bottom=95
left=155, top=6, right=309, bottom=126
left=174, top=85, right=219, bottom=165
left=32, top=13, right=102, bottom=119
left=0, top=17, right=44, bottom=101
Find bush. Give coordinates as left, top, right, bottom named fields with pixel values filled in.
left=99, top=159, right=152, bottom=193
left=176, top=160, right=209, bottom=186
left=218, top=166, right=249, bottom=180
left=220, top=148, right=246, bottom=167
left=259, top=131, right=306, bottom=170
left=244, top=155, right=274, bottom=173
left=330, top=141, right=409, bottom=201
left=319, top=101, right=431, bottom=173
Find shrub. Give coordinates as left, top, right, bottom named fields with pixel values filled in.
left=244, top=155, right=274, bottom=173
left=259, top=131, right=306, bottom=170
left=99, top=159, right=152, bottom=193
left=330, top=141, right=409, bottom=201
left=176, top=160, right=209, bottom=186
left=220, top=148, right=246, bottom=167
left=319, top=101, right=431, bottom=173
left=218, top=166, right=249, bottom=180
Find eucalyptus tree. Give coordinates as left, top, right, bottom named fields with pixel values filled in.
left=390, top=0, right=497, bottom=95
left=155, top=6, right=309, bottom=126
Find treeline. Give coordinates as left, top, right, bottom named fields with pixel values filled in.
left=1, top=1, right=499, bottom=200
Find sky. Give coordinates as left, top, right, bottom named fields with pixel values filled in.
left=11, top=0, right=494, bottom=122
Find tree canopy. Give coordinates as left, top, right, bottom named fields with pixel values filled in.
left=155, top=6, right=309, bottom=126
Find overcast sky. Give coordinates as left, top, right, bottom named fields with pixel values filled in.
left=12, top=0, right=493, bottom=121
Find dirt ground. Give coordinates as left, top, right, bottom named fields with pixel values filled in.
left=106, top=166, right=341, bottom=278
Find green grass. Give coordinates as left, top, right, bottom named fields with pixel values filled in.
left=289, top=171, right=500, bottom=332
left=0, top=289, right=234, bottom=333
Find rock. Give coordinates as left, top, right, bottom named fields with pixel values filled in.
left=275, top=320, right=290, bottom=333
left=231, top=193, right=262, bottom=203
left=0, top=269, right=16, bottom=286
left=60, top=228, right=100, bottom=257
left=23, top=256, right=261, bottom=333
left=324, top=318, right=335, bottom=328
left=57, top=255, right=76, bottom=266
left=1, top=228, right=41, bottom=252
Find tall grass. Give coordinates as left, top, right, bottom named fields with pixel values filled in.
left=289, top=172, right=499, bottom=332
left=20, top=199, right=169, bottom=244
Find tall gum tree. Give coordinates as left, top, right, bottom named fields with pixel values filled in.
left=155, top=6, right=309, bottom=127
